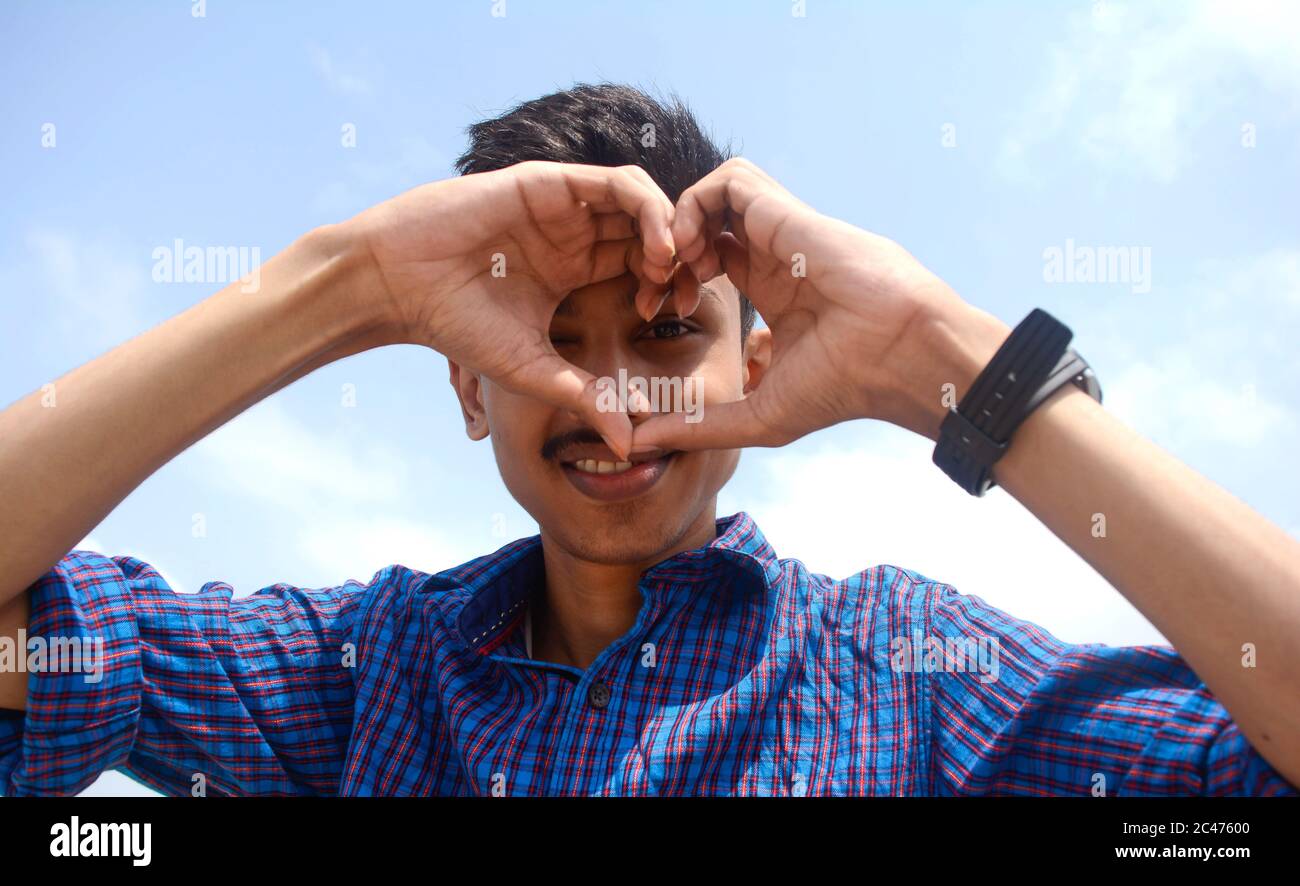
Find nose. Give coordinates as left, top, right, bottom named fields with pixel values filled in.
left=576, top=340, right=665, bottom=421
left=575, top=328, right=651, bottom=391
left=580, top=340, right=627, bottom=386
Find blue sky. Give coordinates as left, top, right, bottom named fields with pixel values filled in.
left=2, top=0, right=1297, bottom=795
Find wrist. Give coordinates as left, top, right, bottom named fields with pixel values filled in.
left=989, top=382, right=1093, bottom=490
left=289, top=221, right=402, bottom=349
left=887, top=302, right=1012, bottom=442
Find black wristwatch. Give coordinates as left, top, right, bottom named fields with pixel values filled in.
left=931, top=308, right=1101, bottom=496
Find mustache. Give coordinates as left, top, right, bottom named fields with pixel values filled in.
left=540, top=427, right=607, bottom=461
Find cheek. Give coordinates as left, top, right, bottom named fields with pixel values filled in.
left=705, top=448, right=741, bottom=482
left=483, top=387, right=550, bottom=470
left=672, top=447, right=740, bottom=505
left=692, top=349, right=747, bottom=403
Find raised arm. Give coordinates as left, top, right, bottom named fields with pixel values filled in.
left=0, top=224, right=383, bottom=614
left=0, top=161, right=678, bottom=710
left=987, top=383, right=1300, bottom=785
left=632, top=157, right=1300, bottom=789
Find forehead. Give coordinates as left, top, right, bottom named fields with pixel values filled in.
left=552, top=273, right=736, bottom=318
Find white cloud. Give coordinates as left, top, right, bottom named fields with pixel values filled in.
left=192, top=398, right=408, bottom=508
left=311, top=135, right=446, bottom=219
left=78, top=771, right=162, bottom=798
left=1213, top=247, right=1300, bottom=311
left=1105, top=355, right=1294, bottom=449
left=190, top=397, right=464, bottom=583
left=1100, top=248, right=1300, bottom=448
left=730, top=242, right=1300, bottom=649
left=308, top=42, right=376, bottom=97
left=17, top=228, right=149, bottom=346
left=1001, top=0, right=1300, bottom=182
left=728, top=432, right=1170, bottom=647
left=73, top=534, right=190, bottom=595
left=295, top=517, right=470, bottom=586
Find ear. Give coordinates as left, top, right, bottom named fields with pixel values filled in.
left=448, top=359, right=490, bottom=441
left=741, top=326, right=773, bottom=395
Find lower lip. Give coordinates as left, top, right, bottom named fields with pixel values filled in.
left=560, top=455, right=674, bottom=501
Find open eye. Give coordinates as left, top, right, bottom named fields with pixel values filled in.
left=643, top=318, right=693, bottom=340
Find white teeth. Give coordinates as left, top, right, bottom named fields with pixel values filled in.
left=573, top=459, right=634, bottom=475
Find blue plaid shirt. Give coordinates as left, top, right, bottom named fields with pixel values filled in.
left=1, top=512, right=1293, bottom=796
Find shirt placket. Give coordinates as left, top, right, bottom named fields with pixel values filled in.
left=538, top=580, right=674, bottom=795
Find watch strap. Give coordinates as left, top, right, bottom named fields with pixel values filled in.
left=932, top=309, right=1098, bottom=496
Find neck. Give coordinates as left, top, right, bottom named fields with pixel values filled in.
left=532, top=509, right=718, bottom=669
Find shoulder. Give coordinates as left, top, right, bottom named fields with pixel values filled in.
left=771, top=557, right=950, bottom=654
left=778, top=556, right=946, bottom=617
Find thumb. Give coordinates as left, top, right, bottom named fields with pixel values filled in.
left=631, top=395, right=777, bottom=452
left=507, top=351, right=635, bottom=460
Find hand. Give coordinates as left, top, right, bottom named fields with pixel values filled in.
left=630, top=158, right=1013, bottom=451
left=349, top=160, right=680, bottom=459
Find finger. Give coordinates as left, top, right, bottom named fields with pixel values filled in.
left=620, top=164, right=678, bottom=263
left=626, top=384, right=653, bottom=415
left=730, top=156, right=785, bottom=189
left=636, top=284, right=672, bottom=323
left=630, top=396, right=780, bottom=452
left=674, top=287, right=700, bottom=320
left=585, top=238, right=674, bottom=320
left=724, top=207, right=748, bottom=248
left=511, top=352, right=636, bottom=461
left=705, top=209, right=727, bottom=251
left=586, top=238, right=672, bottom=290
left=713, top=231, right=751, bottom=292
left=672, top=164, right=766, bottom=264
left=592, top=211, right=636, bottom=242
left=670, top=263, right=702, bottom=319
left=586, top=238, right=640, bottom=287
left=560, top=165, right=676, bottom=268
left=620, top=164, right=677, bottom=231
left=627, top=236, right=676, bottom=286
left=688, top=210, right=729, bottom=283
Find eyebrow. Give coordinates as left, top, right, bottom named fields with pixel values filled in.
left=552, top=283, right=723, bottom=318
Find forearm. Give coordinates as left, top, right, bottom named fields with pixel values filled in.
left=991, top=384, right=1300, bottom=785
left=894, top=303, right=1300, bottom=785
left=0, top=222, right=390, bottom=606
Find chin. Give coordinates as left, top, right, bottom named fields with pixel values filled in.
left=502, top=450, right=737, bottom=566
left=548, top=501, right=693, bottom=565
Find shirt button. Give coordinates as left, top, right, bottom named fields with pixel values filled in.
left=588, top=682, right=612, bottom=709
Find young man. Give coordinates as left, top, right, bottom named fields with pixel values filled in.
left=0, top=84, right=1297, bottom=797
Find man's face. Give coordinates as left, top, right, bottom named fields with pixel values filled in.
left=451, top=270, right=766, bottom=565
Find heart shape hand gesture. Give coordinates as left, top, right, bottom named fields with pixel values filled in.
left=352, top=157, right=1010, bottom=460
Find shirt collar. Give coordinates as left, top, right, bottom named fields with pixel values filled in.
left=442, top=511, right=782, bottom=654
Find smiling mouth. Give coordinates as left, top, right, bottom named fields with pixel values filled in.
left=570, top=459, right=635, bottom=474
left=558, top=451, right=678, bottom=501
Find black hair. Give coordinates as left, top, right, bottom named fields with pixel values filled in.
left=453, top=82, right=756, bottom=342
